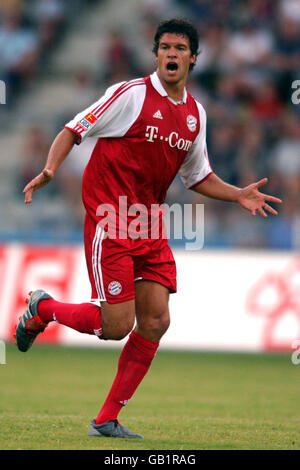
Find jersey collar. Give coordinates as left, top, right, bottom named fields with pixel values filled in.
left=150, top=71, right=187, bottom=105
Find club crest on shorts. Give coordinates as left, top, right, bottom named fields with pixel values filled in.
left=108, top=281, right=122, bottom=296
left=186, top=115, right=197, bottom=132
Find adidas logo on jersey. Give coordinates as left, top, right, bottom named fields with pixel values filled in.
left=153, top=110, right=163, bottom=119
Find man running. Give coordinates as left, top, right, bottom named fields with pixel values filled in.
left=16, top=18, right=282, bottom=439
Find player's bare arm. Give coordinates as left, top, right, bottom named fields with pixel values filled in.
left=23, top=128, right=77, bottom=204
left=193, top=173, right=282, bottom=218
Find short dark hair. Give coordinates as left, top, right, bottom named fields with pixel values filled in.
left=152, top=18, right=199, bottom=71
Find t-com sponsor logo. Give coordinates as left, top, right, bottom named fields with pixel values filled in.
left=0, top=80, right=6, bottom=104
left=145, top=126, right=193, bottom=151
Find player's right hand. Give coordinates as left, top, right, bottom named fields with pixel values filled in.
left=23, top=168, right=54, bottom=204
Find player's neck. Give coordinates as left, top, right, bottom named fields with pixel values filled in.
left=157, top=72, right=186, bottom=103
left=162, top=82, right=185, bottom=103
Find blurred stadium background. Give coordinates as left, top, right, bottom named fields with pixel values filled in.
left=0, top=0, right=299, bottom=352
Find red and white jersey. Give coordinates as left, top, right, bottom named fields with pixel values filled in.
left=65, top=72, right=212, bottom=227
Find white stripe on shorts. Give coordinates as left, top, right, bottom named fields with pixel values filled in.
left=92, top=224, right=106, bottom=301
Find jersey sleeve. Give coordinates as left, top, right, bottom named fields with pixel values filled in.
left=64, top=79, right=146, bottom=144
left=178, top=102, right=213, bottom=189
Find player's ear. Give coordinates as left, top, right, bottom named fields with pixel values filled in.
left=190, top=54, right=196, bottom=66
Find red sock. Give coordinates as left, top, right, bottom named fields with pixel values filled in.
left=37, top=298, right=102, bottom=337
left=95, top=330, right=159, bottom=424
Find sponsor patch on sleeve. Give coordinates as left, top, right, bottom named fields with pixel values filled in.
left=79, top=118, right=91, bottom=130
left=85, top=113, right=97, bottom=124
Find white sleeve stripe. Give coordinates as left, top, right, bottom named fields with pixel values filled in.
left=65, top=78, right=146, bottom=141
left=91, top=79, right=144, bottom=116
left=94, top=82, right=145, bottom=121
left=74, top=123, right=85, bottom=135
left=91, top=81, right=129, bottom=116
left=92, top=80, right=145, bottom=119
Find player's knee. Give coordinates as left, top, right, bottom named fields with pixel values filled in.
left=102, top=313, right=134, bottom=341
left=156, top=312, right=170, bottom=335
left=112, top=324, right=133, bottom=341
left=141, top=310, right=170, bottom=338
left=101, top=300, right=135, bottom=340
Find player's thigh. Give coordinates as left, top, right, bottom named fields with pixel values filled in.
left=84, top=219, right=137, bottom=339
left=84, top=219, right=136, bottom=304
left=134, top=280, right=170, bottom=340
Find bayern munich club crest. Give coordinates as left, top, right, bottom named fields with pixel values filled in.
left=186, top=115, right=197, bottom=132
left=108, top=281, right=122, bottom=296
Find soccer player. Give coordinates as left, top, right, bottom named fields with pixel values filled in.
left=16, top=18, right=282, bottom=439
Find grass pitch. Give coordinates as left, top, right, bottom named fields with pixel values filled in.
left=0, top=343, right=299, bottom=450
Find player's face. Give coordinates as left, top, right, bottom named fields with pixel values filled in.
left=156, top=33, right=196, bottom=85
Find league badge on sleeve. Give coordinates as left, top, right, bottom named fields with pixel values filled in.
left=78, top=113, right=97, bottom=131
left=186, top=115, right=197, bottom=132
left=85, top=113, right=97, bottom=124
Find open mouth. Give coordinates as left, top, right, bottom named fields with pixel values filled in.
left=166, top=62, right=178, bottom=71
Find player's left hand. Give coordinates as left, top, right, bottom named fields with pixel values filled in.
left=237, top=178, right=282, bottom=217
left=23, top=168, right=54, bottom=204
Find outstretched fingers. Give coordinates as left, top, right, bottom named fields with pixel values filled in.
left=256, top=202, right=279, bottom=218
left=255, top=179, right=282, bottom=204
left=24, top=187, right=34, bottom=204
left=262, top=194, right=282, bottom=204
left=263, top=203, right=278, bottom=216
left=255, top=178, right=268, bottom=189
left=258, top=206, right=268, bottom=218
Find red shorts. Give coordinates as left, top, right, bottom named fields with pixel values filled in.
left=84, top=215, right=177, bottom=304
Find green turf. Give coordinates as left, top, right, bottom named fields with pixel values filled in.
left=0, top=343, right=299, bottom=450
